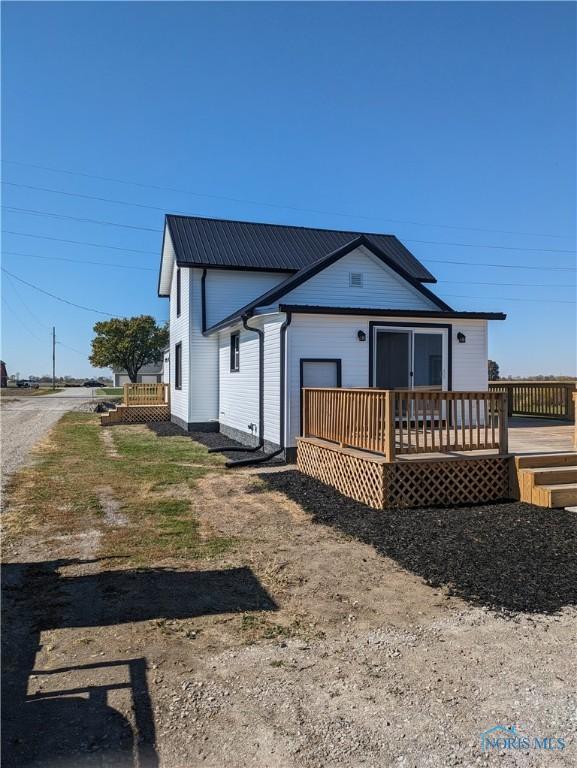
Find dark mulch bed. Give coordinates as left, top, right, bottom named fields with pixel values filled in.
left=258, top=470, right=577, bottom=616
left=147, top=422, right=286, bottom=464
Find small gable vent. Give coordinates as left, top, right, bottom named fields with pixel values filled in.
left=349, top=272, right=364, bottom=288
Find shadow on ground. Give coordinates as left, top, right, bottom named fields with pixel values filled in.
left=258, top=469, right=577, bottom=615
left=2, top=559, right=276, bottom=767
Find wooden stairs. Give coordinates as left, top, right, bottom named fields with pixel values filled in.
left=515, top=453, right=577, bottom=508
left=100, top=403, right=170, bottom=426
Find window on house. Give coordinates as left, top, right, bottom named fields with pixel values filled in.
left=230, top=332, right=240, bottom=372
left=349, top=272, right=364, bottom=288
left=174, top=342, right=182, bottom=389
left=176, top=268, right=181, bottom=317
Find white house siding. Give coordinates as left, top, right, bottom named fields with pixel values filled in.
left=281, top=245, right=437, bottom=310
left=205, top=269, right=288, bottom=328
left=262, top=315, right=283, bottom=446
left=218, top=322, right=260, bottom=443
left=169, top=263, right=191, bottom=425
left=189, top=269, right=219, bottom=424
left=286, top=313, right=488, bottom=447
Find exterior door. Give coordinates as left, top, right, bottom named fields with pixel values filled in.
left=374, top=328, right=447, bottom=390
left=412, top=332, right=444, bottom=390
left=375, top=331, right=410, bottom=388
left=301, top=359, right=341, bottom=389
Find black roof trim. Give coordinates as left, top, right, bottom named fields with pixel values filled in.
left=279, top=305, right=507, bottom=320
left=164, top=214, right=437, bottom=283
left=203, top=237, right=453, bottom=335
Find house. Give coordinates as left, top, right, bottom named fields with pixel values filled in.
left=113, top=356, right=166, bottom=387
left=158, top=215, right=505, bottom=460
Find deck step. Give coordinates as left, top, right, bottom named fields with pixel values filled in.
left=527, top=467, right=577, bottom=486
left=514, top=452, right=577, bottom=507
left=516, top=453, right=577, bottom=469
left=533, top=483, right=577, bottom=509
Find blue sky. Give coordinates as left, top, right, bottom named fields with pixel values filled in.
left=2, top=1, right=575, bottom=378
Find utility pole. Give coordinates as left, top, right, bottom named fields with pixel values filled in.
left=52, top=326, right=56, bottom=390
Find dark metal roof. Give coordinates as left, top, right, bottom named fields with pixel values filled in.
left=165, top=215, right=437, bottom=283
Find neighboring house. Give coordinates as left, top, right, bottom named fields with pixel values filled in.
left=113, top=358, right=165, bottom=387
left=158, top=215, right=505, bottom=459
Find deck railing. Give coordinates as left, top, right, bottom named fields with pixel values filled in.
left=302, top=388, right=508, bottom=460
left=123, top=382, right=169, bottom=406
left=488, top=381, right=576, bottom=420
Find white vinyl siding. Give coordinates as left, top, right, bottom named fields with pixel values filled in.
left=281, top=245, right=437, bottom=311
left=218, top=323, right=260, bottom=439
left=262, top=315, right=283, bottom=445
left=189, top=269, right=218, bottom=424
left=286, top=313, right=488, bottom=448
left=169, top=263, right=191, bottom=424
left=205, top=269, right=288, bottom=328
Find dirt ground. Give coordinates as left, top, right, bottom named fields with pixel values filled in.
left=2, top=421, right=576, bottom=768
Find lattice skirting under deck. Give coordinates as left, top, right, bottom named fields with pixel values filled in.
left=101, top=404, right=170, bottom=426
left=297, top=437, right=511, bottom=509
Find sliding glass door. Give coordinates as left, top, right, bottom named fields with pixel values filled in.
left=374, top=327, right=447, bottom=390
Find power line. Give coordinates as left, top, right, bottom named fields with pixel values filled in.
left=1, top=268, right=122, bottom=317
left=2, top=205, right=160, bottom=233
left=1, top=296, right=47, bottom=343
left=3, top=271, right=53, bottom=330
left=406, top=237, right=575, bottom=255
left=436, top=279, right=576, bottom=289
left=424, top=258, right=576, bottom=272
left=3, top=250, right=155, bottom=271
left=442, top=293, right=576, bottom=305
left=56, top=340, right=86, bottom=357
left=3, top=180, right=576, bottom=255
left=3, top=158, right=574, bottom=240
left=5, top=249, right=572, bottom=286
left=3, top=229, right=157, bottom=255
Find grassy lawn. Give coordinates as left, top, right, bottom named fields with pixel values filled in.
left=96, top=387, right=123, bottom=396
left=4, top=413, right=231, bottom=564
left=0, top=387, right=63, bottom=397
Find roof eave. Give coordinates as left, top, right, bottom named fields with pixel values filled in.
left=278, top=305, right=507, bottom=321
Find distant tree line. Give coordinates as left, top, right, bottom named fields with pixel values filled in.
left=488, top=361, right=575, bottom=382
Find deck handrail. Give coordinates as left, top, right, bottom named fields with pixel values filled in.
left=302, top=387, right=508, bottom=460
left=123, top=382, right=169, bottom=406
left=488, top=381, right=576, bottom=420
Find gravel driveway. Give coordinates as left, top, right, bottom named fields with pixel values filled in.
left=0, top=388, right=97, bottom=491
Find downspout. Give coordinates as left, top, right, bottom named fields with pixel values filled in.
left=201, top=269, right=207, bottom=333
left=225, top=311, right=292, bottom=468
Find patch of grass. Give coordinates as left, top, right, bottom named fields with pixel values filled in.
left=0, top=387, right=63, bottom=397
left=239, top=613, right=294, bottom=641
left=108, top=498, right=233, bottom=563
left=4, top=413, right=232, bottom=564
left=113, top=426, right=223, bottom=466
left=97, top=387, right=123, bottom=396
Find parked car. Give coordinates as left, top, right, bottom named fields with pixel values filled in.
left=83, top=380, right=102, bottom=387
left=16, top=380, right=39, bottom=388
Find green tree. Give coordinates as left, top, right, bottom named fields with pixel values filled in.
left=90, top=316, right=168, bottom=382
left=488, top=360, right=500, bottom=381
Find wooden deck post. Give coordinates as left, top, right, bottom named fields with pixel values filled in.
left=384, top=390, right=395, bottom=462
left=498, top=392, right=509, bottom=454
left=565, top=384, right=577, bottom=421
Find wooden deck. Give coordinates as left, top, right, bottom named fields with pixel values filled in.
left=508, top=417, right=574, bottom=455
left=297, top=389, right=577, bottom=509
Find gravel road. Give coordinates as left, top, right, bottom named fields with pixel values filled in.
left=0, top=388, right=97, bottom=491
